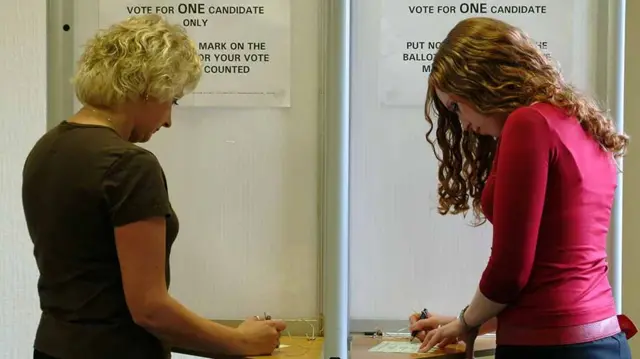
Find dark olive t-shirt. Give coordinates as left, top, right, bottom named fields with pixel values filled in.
left=22, top=122, right=179, bottom=359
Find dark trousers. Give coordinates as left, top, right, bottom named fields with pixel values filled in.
left=495, top=332, right=632, bottom=359
left=34, top=350, right=58, bottom=359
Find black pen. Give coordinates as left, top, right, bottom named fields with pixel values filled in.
left=410, top=308, right=429, bottom=342
left=264, top=313, right=280, bottom=348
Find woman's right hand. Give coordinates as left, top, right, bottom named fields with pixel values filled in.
left=408, top=312, right=457, bottom=343
left=235, top=316, right=287, bottom=356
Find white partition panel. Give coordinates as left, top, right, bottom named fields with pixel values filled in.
left=71, top=0, right=322, bottom=320
left=349, top=0, right=608, bottom=328
left=0, top=1, right=47, bottom=358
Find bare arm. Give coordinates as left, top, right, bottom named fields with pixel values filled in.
left=463, top=288, right=507, bottom=329
left=479, top=317, right=497, bottom=335
left=115, top=216, right=245, bottom=355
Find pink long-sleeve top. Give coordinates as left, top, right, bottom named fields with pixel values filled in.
left=479, top=103, right=617, bottom=336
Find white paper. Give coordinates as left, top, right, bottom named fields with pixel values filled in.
left=172, top=344, right=291, bottom=358
left=379, top=0, right=576, bottom=106
left=98, top=0, right=291, bottom=108
left=368, top=341, right=439, bottom=354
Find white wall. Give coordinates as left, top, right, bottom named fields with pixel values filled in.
left=138, top=1, right=322, bottom=319
left=0, top=1, right=47, bottom=358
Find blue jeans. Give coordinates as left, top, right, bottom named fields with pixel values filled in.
left=495, top=332, right=632, bottom=359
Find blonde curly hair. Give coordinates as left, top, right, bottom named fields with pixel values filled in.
left=73, top=14, right=202, bottom=108
left=424, top=17, right=629, bottom=224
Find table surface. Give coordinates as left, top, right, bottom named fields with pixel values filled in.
left=350, top=334, right=496, bottom=358
left=172, top=336, right=324, bottom=358
left=173, top=334, right=496, bottom=358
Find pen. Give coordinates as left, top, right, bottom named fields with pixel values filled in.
left=410, top=308, right=429, bottom=342
left=264, top=313, right=280, bottom=348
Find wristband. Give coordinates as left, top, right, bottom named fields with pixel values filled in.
left=458, top=305, right=478, bottom=331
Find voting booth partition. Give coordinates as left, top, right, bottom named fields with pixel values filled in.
left=49, top=0, right=328, bottom=343
left=46, top=0, right=626, bottom=358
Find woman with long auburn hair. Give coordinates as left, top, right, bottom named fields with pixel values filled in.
left=407, top=17, right=632, bottom=358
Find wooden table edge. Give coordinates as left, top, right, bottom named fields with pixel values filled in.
left=171, top=335, right=496, bottom=358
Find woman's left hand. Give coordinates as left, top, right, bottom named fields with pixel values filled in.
left=419, top=318, right=471, bottom=353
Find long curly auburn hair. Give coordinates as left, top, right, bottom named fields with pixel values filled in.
left=424, top=17, right=629, bottom=225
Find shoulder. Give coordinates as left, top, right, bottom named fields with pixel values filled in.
left=102, top=146, right=171, bottom=226
left=105, top=146, right=163, bottom=176
left=502, top=103, right=563, bottom=145
left=100, top=145, right=168, bottom=197
left=505, top=104, right=556, bottom=132
left=114, top=146, right=160, bottom=165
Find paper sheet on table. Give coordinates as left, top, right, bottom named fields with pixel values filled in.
left=174, top=345, right=291, bottom=358
left=368, top=341, right=438, bottom=353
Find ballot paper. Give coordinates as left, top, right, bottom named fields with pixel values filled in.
left=174, top=344, right=292, bottom=358
left=368, top=341, right=438, bottom=354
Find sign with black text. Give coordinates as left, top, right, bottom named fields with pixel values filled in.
left=380, top=0, right=576, bottom=106
left=99, top=1, right=291, bottom=107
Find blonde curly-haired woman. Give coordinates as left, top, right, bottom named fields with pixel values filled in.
left=23, top=14, right=285, bottom=359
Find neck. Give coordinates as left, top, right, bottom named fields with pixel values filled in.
left=76, top=105, right=134, bottom=140
left=492, top=113, right=509, bottom=137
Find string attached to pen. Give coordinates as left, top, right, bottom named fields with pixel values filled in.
left=261, top=313, right=323, bottom=357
